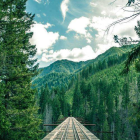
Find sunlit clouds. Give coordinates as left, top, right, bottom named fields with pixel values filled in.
left=34, top=0, right=41, bottom=3
left=27, top=0, right=139, bottom=67
left=60, top=36, right=67, bottom=40
left=29, top=23, right=59, bottom=55
left=67, top=17, right=90, bottom=35
left=61, top=0, right=69, bottom=21
left=41, top=45, right=98, bottom=63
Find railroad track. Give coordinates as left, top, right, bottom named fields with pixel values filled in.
left=50, top=118, right=71, bottom=140
left=72, top=117, right=91, bottom=140
left=43, top=117, right=99, bottom=140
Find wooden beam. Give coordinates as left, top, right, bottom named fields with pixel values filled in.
left=43, top=124, right=96, bottom=126
left=83, top=124, right=96, bottom=126
left=43, top=124, right=59, bottom=126
left=92, top=131, right=113, bottom=133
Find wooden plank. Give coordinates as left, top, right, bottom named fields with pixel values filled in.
left=82, top=124, right=96, bottom=126
left=43, top=124, right=96, bottom=126
left=43, top=124, right=60, bottom=126
left=42, top=117, right=99, bottom=140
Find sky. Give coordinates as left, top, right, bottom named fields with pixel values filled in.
left=26, top=0, right=140, bottom=67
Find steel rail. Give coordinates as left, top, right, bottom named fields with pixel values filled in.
left=60, top=117, right=71, bottom=140
left=72, top=117, right=91, bottom=140
left=72, top=117, right=81, bottom=140
left=50, top=117, right=70, bottom=140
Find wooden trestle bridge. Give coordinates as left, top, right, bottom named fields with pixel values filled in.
left=42, top=117, right=99, bottom=140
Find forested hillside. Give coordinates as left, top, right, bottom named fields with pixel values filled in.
left=39, top=44, right=140, bottom=139
left=68, top=62, right=140, bottom=140
left=32, top=59, right=89, bottom=89
left=0, top=1, right=41, bottom=139
left=64, top=45, right=140, bottom=139
left=1, top=0, right=140, bottom=140
left=39, top=59, right=89, bottom=76
left=33, top=45, right=134, bottom=89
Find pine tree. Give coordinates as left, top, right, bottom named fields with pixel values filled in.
left=72, top=81, right=83, bottom=117
left=122, top=80, right=130, bottom=109
left=89, top=85, right=98, bottom=124
left=39, top=84, right=50, bottom=115
left=52, top=95, right=61, bottom=123
left=122, top=21, right=140, bottom=74
left=59, top=86, right=65, bottom=116
left=0, top=0, right=41, bottom=139
left=106, top=92, right=114, bottom=126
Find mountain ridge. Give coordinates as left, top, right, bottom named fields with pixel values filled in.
left=32, top=45, right=134, bottom=89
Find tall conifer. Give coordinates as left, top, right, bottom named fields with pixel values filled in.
left=0, top=0, right=40, bottom=139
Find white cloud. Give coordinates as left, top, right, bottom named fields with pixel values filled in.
left=84, top=0, right=139, bottom=55
left=43, top=13, right=46, bottom=16
left=86, top=38, right=91, bottom=43
left=34, top=0, right=49, bottom=5
left=89, top=15, right=138, bottom=54
left=74, top=33, right=92, bottom=43
left=33, top=0, right=140, bottom=67
left=68, top=17, right=92, bottom=43
left=60, top=36, right=67, bottom=40
left=90, top=2, right=97, bottom=7
left=34, top=0, right=41, bottom=3
left=41, top=45, right=98, bottom=62
left=61, top=0, right=69, bottom=21
left=68, top=17, right=90, bottom=35
left=36, top=14, right=41, bottom=18
left=29, top=23, right=59, bottom=55
left=49, top=50, right=54, bottom=54
left=101, top=11, right=106, bottom=16
left=43, top=50, right=48, bottom=53
left=46, top=0, right=50, bottom=4
left=85, top=33, right=92, bottom=43
left=45, top=23, right=53, bottom=28
left=74, top=34, right=80, bottom=39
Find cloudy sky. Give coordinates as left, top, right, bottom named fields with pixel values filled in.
left=26, top=0, right=140, bottom=67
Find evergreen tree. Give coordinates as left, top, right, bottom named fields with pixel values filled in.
left=72, top=81, right=83, bottom=117
left=0, top=0, right=40, bottom=139
left=52, top=95, right=61, bottom=123
left=121, top=21, right=140, bottom=74
left=122, top=80, right=130, bottom=109
left=59, top=86, right=65, bottom=116
left=89, top=84, right=98, bottom=124
left=39, top=84, right=49, bottom=115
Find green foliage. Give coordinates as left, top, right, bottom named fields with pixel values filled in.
left=72, top=81, right=83, bottom=117
left=52, top=94, right=61, bottom=123
left=32, top=60, right=89, bottom=89
left=32, top=72, right=71, bottom=89
left=39, top=59, right=89, bottom=76
left=35, top=43, right=138, bottom=139
left=33, top=45, right=133, bottom=91
left=66, top=47, right=140, bottom=139
left=118, top=22, right=140, bottom=74
left=0, top=0, right=41, bottom=139
left=39, top=84, right=50, bottom=115
left=39, top=84, right=71, bottom=124
left=127, top=0, right=135, bottom=6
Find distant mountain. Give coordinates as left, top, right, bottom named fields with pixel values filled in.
left=93, top=45, right=134, bottom=61
left=64, top=45, right=139, bottom=140
left=75, top=45, right=134, bottom=73
left=32, top=59, right=90, bottom=89
left=87, top=45, right=133, bottom=64
left=39, top=59, right=89, bottom=76
left=32, top=45, right=134, bottom=89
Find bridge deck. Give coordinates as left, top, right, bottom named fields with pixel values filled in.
left=42, top=117, right=99, bottom=140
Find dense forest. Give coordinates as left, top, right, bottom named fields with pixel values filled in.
left=39, top=44, right=140, bottom=140
left=1, top=0, right=140, bottom=140
left=0, top=0, right=41, bottom=139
